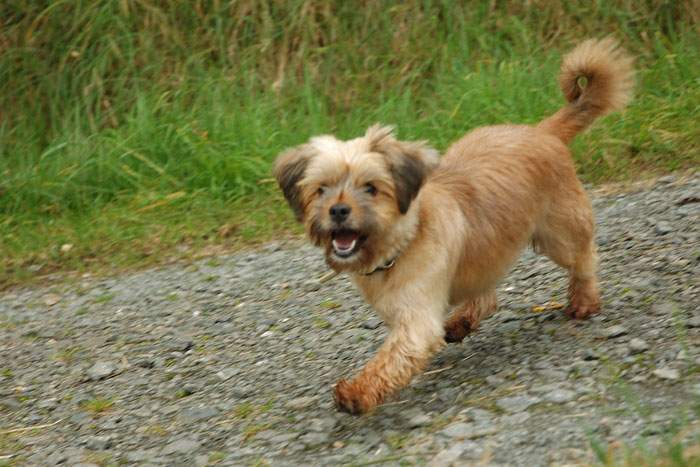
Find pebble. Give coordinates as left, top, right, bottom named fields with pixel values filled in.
left=86, top=361, right=117, bottom=380
left=361, top=318, right=382, bottom=330
left=1, top=176, right=698, bottom=466
left=286, top=396, right=316, bottom=410
left=602, top=325, right=628, bottom=339
left=84, top=435, right=112, bottom=450
left=178, top=406, right=220, bottom=423
left=299, top=432, right=330, bottom=447
left=160, top=437, right=201, bottom=455
left=307, top=417, right=336, bottom=432
left=408, top=413, right=432, bottom=428
left=167, top=338, right=194, bottom=352
left=653, top=367, right=680, bottom=380
left=686, top=316, right=700, bottom=328
left=654, top=221, right=674, bottom=235
left=429, top=441, right=480, bottom=466
left=215, top=368, right=239, bottom=381
left=543, top=389, right=577, bottom=404
left=496, top=395, right=541, bottom=413
left=628, top=338, right=650, bottom=354
left=440, top=422, right=498, bottom=439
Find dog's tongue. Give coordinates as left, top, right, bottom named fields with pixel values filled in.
left=333, top=231, right=358, bottom=251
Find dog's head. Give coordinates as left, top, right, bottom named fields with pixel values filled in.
left=273, top=124, right=438, bottom=272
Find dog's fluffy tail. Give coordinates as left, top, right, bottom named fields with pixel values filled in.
left=538, top=38, right=634, bottom=144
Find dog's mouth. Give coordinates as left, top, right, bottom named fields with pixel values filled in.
left=331, top=229, right=366, bottom=258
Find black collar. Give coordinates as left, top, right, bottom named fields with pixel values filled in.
left=363, top=258, right=396, bottom=276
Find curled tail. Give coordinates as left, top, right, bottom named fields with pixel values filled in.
left=538, top=38, right=634, bottom=144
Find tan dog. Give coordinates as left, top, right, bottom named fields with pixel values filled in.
left=273, top=38, right=634, bottom=414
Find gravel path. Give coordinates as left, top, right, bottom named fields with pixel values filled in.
left=1, top=174, right=699, bottom=466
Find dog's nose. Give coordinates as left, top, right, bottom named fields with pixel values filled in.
left=329, top=203, right=351, bottom=222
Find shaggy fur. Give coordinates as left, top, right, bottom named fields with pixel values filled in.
left=273, top=38, right=634, bottom=414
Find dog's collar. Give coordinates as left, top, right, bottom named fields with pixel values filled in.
left=363, top=257, right=397, bottom=276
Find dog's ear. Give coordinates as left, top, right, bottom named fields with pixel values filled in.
left=273, top=144, right=316, bottom=221
left=366, top=124, right=439, bottom=214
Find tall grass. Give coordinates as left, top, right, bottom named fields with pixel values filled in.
left=1, top=1, right=699, bottom=285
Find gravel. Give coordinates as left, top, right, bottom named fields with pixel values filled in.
left=1, top=174, right=699, bottom=466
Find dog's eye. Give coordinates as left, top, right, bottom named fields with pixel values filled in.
left=317, top=186, right=327, bottom=196
left=364, top=183, right=377, bottom=196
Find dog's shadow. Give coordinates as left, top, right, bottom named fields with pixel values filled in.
left=399, top=309, right=590, bottom=416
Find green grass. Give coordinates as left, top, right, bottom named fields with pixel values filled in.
left=1, top=1, right=699, bottom=288
left=79, top=396, right=114, bottom=415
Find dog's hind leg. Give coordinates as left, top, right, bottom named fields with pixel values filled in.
left=443, top=290, right=498, bottom=343
left=533, top=189, right=600, bottom=319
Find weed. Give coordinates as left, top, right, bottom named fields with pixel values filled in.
left=80, top=397, right=114, bottom=414
left=93, top=293, right=115, bottom=304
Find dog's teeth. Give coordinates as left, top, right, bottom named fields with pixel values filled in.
left=333, top=239, right=357, bottom=253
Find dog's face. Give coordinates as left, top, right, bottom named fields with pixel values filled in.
left=274, top=125, right=438, bottom=272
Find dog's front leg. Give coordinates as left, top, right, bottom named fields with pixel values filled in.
left=334, top=309, right=445, bottom=414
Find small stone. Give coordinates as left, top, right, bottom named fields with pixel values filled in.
left=231, top=385, right=253, bottom=399
left=270, top=433, right=299, bottom=444
left=657, top=175, right=676, bottom=184
left=167, top=338, right=193, bottom=352
left=654, top=221, right=673, bottom=235
left=686, top=316, right=700, bottom=328
left=161, top=437, right=201, bottom=455
left=216, top=367, right=239, bottom=381
left=37, top=399, right=59, bottom=411
left=485, top=375, right=505, bottom=387
left=125, top=449, right=150, bottom=462
left=178, top=384, right=197, bottom=396
left=179, top=406, right=220, bottom=423
left=582, top=349, right=599, bottom=360
left=304, top=280, right=322, bottom=292
left=602, top=325, right=628, bottom=339
left=85, top=435, right=112, bottom=450
left=440, top=422, right=498, bottom=439
left=307, top=417, right=336, bottom=432
left=544, top=389, right=576, bottom=404
left=429, top=442, right=477, bottom=467
left=361, top=318, right=382, bottom=330
left=44, top=294, right=62, bottom=307
left=652, top=301, right=677, bottom=316
left=299, top=431, right=329, bottom=447
left=439, top=422, right=471, bottom=438
left=676, top=190, right=699, bottom=205
left=653, top=367, right=680, bottom=380
left=408, top=413, right=431, bottom=428
left=628, top=338, right=650, bottom=354
left=136, top=358, right=156, bottom=369
left=688, top=383, right=700, bottom=397
left=86, top=361, right=117, bottom=381
left=286, top=396, right=316, bottom=410
left=495, top=395, right=540, bottom=413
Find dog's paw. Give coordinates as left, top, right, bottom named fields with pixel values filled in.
left=565, top=301, right=600, bottom=320
left=443, top=316, right=472, bottom=343
left=333, top=379, right=377, bottom=415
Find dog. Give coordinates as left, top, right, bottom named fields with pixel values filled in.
left=273, top=38, right=634, bottom=414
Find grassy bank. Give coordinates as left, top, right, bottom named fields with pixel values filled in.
left=1, top=1, right=699, bottom=287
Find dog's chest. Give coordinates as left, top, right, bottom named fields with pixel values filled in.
left=351, top=275, right=402, bottom=324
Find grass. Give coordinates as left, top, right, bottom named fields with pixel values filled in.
left=1, top=1, right=699, bottom=288
left=79, top=396, right=114, bottom=415
left=591, top=407, right=700, bottom=466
